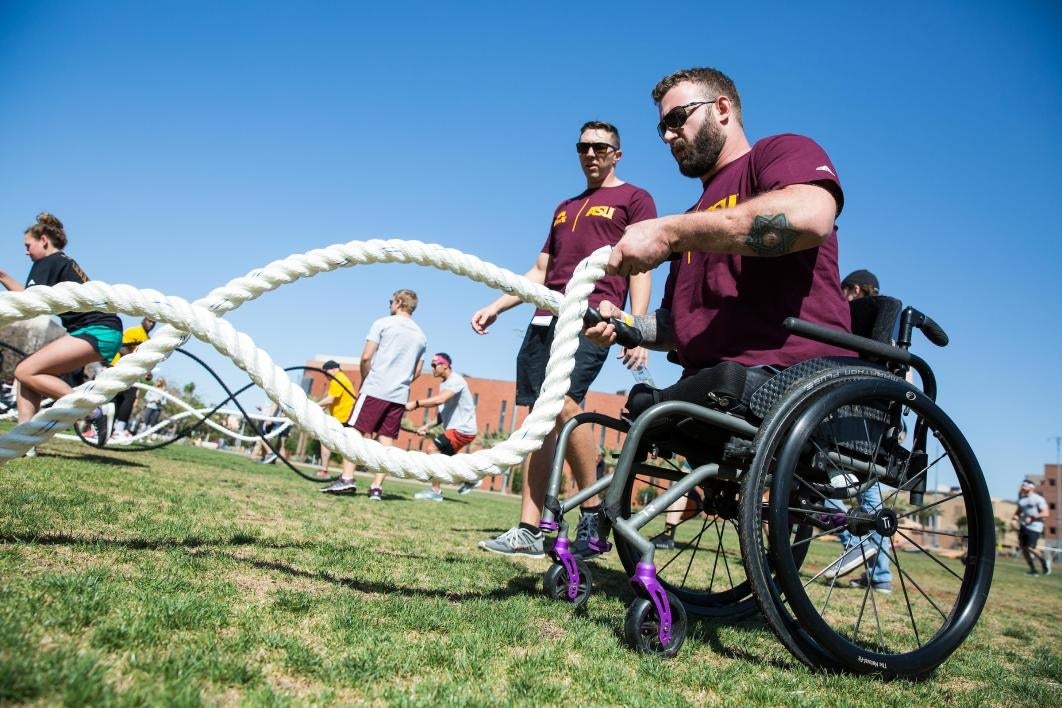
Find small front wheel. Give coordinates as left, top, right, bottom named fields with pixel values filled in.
left=543, top=559, right=592, bottom=608
left=623, top=591, right=687, bottom=658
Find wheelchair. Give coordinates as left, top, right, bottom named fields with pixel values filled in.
left=538, top=297, right=994, bottom=679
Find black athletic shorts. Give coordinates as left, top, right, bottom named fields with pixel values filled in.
left=515, top=318, right=608, bottom=407
left=1019, top=527, right=1041, bottom=549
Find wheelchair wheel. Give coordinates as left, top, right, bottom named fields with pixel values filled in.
left=616, top=471, right=759, bottom=619
left=624, top=590, right=687, bottom=658
left=543, top=559, right=592, bottom=609
left=740, top=367, right=909, bottom=674
left=759, top=377, right=994, bottom=678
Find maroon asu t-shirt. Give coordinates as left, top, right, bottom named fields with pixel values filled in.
left=534, top=182, right=657, bottom=316
left=662, top=134, right=852, bottom=371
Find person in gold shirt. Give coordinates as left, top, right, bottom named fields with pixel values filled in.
left=315, top=360, right=358, bottom=483
left=107, top=317, right=156, bottom=441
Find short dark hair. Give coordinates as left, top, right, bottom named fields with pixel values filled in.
left=432, top=352, right=452, bottom=366
left=651, top=67, right=742, bottom=124
left=322, top=360, right=340, bottom=371
left=580, top=120, right=620, bottom=148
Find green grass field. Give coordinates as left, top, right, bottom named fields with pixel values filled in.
left=1, top=438, right=1059, bottom=705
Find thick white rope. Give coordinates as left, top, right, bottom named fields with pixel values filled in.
left=0, top=239, right=610, bottom=484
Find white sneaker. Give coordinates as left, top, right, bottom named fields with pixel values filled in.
left=414, top=488, right=444, bottom=502
left=822, top=540, right=878, bottom=580
left=478, top=527, right=545, bottom=558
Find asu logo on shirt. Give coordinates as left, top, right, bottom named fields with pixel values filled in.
left=702, top=194, right=738, bottom=212
left=585, top=205, right=615, bottom=219
left=553, top=211, right=567, bottom=227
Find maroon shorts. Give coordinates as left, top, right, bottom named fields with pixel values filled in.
left=350, top=394, right=405, bottom=439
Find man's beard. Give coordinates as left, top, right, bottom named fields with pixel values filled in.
left=675, top=117, right=725, bottom=178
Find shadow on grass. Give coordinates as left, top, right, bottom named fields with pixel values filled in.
left=0, top=531, right=543, bottom=603
left=0, top=531, right=313, bottom=551
left=35, top=450, right=151, bottom=469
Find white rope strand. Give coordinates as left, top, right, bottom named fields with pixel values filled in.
left=0, top=240, right=610, bottom=484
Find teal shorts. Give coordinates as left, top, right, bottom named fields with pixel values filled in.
left=70, top=324, right=123, bottom=363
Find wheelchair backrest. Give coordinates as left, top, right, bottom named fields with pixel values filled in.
left=849, top=295, right=902, bottom=345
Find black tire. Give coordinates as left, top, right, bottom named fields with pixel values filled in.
left=740, top=367, right=904, bottom=673
left=542, top=558, right=592, bottom=609
left=616, top=468, right=759, bottom=619
left=623, top=590, right=688, bottom=658
left=763, top=377, right=994, bottom=678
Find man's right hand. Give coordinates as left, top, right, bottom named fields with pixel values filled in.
left=607, top=216, right=678, bottom=277
left=470, top=306, right=499, bottom=335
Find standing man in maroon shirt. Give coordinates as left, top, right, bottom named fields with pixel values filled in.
left=588, top=67, right=850, bottom=380
left=472, top=121, right=657, bottom=559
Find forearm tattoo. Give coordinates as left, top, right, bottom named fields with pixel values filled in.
left=745, top=214, right=798, bottom=256
left=632, top=309, right=676, bottom=351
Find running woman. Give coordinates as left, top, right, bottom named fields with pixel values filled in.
left=0, top=212, right=123, bottom=448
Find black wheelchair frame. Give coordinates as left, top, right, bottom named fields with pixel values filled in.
left=537, top=303, right=995, bottom=678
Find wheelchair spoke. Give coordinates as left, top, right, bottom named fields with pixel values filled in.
left=892, top=529, right=966, bottom=582
left=655, top=515, right=704, bottom=578
left=712, top=517, right=739, bottom=591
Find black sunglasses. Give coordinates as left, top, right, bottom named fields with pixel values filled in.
left=575, top=142, right=617, bottom=155
left=656, top=99, right=715, bottom=139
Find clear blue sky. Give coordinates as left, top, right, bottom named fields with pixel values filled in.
left=1, top=1, right=1059, bottom=500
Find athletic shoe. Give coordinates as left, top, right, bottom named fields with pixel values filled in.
left=1043, top=556, right=1052, bottom=576
left=572, top=511, right=602, bottom=560
left=261, top=453, right=278, bottom=464
left=111, top=429, right=133, bottom=442
left=1027, top=569, right=1041, bottom=576
left=478, top=527, right=545, bottom=558
left=91, top=403, right=114, bottom=449
left=24, top=447, right=37, bottom=458
left=822, top=540, right=878, bottom=580
left=367, top=487, right=383, bottom=501
left=651, top=530, right=676, bottom=550
left=849, top=574, right=892, bottom=594
left=414, top=488, right=444, bottom=502
left=457, top=481, right=479, bottom=495
left=320, top=478, right=358, bottom=495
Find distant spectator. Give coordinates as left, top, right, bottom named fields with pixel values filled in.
left=822, top=269, right=893, bottom=593
left=408, top=352, right=479, bottom=502
left=315, top=360, right=358, bottom=482
left=0, top=212, right=123, bottom=452
left=1013, top=480, right=1051, bottom=576
left=320, top=289, right=426, bottom=500
left=109, top=317, right=157, bottom=441
left=840, top=269, right=880, bottom=301
left=137, top=377, right=167, bottom=435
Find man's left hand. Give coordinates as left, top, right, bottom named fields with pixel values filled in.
left=619, top=346, right=648, bottom=370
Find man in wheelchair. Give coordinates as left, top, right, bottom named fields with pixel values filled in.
left=561, top=67, right=992, bottom=673
left=585, top=66, right=853, bottom=449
